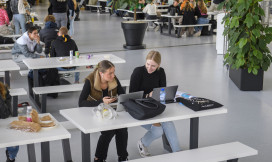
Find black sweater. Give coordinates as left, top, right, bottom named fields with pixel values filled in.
left=78, top=79, right=125, bottom=107
left=50, top=35, right=78, bottom=57
left=129, top=66, right=166, bottom=97
left=50, top=0, right=67, bottom=13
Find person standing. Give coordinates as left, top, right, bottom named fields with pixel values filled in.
left=67, top=0, right=76, bottom=36
left=10, top=0, right=27, bottom=34
left=50, top=0, right=68, bottom=28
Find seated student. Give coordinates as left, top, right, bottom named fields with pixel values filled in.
left=0, top=82, right=19, bottom=162
left=0, top=4, right=13, bottom=35
left=194, top=0, right=209, bottom=36
left=169, top=0, right=182, bottom=30
left=142, top=0, right=157, bottom=20
left=39, top=15, right=58, bottom=57
left=78, top=60, right=128, bottom=162
left=12, top=26, right=43, bottom=63
left=129, top=51, right=181, bottom=157
left=179, top=1, right=196, bottom=37
left=50, top=26, right=80, bottom=83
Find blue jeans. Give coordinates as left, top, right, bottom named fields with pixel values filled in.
left=6, top=146, right=19, bottom=160
left=57, top=67, right=80, bottom=82
left=13, top=14, right=26, bottom=34
left=69, top=10, right=75, bottom=36
left=141, top=121, right=181, bottom=152
left=195, top=17, right=209, bottom=32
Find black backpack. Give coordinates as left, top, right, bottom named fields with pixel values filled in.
left=0, top=36, right=14, bottom=44
left=0, top=87, right=11, bottom=119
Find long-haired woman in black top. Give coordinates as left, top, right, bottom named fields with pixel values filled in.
left=78, top=60, right=128, bottom=162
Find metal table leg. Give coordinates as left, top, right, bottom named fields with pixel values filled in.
left=12, top=96, right=18, bottom=117
left=5, top=71, right=10, bottom=87
left=41, top=94, right=47, bottom=113
left=81, top=132, right=91, bottom=162
left=62, top=139, right=73, bottom=162
left=190, top=117, right=199, bottom=149
left=41, top=142, right=50, bottom=162
left=227, top=159, right=239, bottom=162
left=33, top=69, right=40, bottom=105
left=168, top=17, right=171, bottom=35
left=27, top=144, right=36, bottom=162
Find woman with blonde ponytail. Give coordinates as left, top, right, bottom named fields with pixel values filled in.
left=78, top=60, right=128, bottom=162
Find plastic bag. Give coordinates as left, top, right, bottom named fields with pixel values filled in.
left=93, top=103, right=118, bottom=120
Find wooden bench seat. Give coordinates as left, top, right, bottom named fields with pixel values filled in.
left=32, top=80, right=130, bottom=113
left=129, top=142, right=258, bottom=162
left=9, top=88, right=27, bottom=116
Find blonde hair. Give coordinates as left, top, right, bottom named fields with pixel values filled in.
left=44, top=15, right=56, bottom=23
left=198, top=0, right=207, bottom=14
left=59, top=26, right=68, bottom=35
left=184, top=1, right=193, bottom=11
left=95, top=60, right=115, bottom=73
left=0, top=82, right=7, bottom=100
left=146, top=50, right=161, bottom=66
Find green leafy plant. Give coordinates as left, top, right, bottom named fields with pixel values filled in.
left=219, top=0, right=272, bottom=75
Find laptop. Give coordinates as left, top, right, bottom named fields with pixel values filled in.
left=115, top=91, right=144, bottom=112
left=152, top=85, right=178, bottom=103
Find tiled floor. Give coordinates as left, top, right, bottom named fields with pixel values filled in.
left=1, top=2, right=272, bottom=162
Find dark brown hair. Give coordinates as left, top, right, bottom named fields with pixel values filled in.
left=44, top=15, right=56, bottom=23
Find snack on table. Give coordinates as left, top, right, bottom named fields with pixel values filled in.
left=18, top=116, right=27, bottom=121
left=40, top=115, right=52, bottom=121
left=10, top=121, right=41, bottom=132
left=40, top=121, right=55, bottom=127
left=31, top=109, right=40, bottom=124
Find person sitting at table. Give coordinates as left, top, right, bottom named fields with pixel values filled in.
left=39, top=15, right=58, bottom=57
left=179, top=1, right=196, bottom=37
left=194, top=0, right=209, bottom=37
left=50, top=26, right=80, bottom=83
left=78, top=60, right=129, bottom=162
left=12, top=26, right=43, bottom=63
left=168, top=0, right=182, bottom=31
left=129, top=50, right=181, bottom=157
left=0, top=81, right=19, bottom=162
left=0, top=4, right=13, bottom=35
left=142, top=0, right=157, bottom=20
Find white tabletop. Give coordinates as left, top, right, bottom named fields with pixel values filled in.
left=0, top=114, right=71, bottom=148
left=60, top=103, right=227, bottom=134
left=23, top=54, right=126, bottom=69
left=98, top=0, right=107, bottom=2
left=161, top=14, right=183, bottom=18
left=0, top=60, right=20, bottom=72
left=156, top=5, right=170, bottom=8
left=127, top=10, right=143, bottom=14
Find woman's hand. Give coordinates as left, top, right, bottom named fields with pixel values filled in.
left=103, top=96, right=117, bottom=104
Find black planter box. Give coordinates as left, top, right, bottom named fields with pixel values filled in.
left=229, top=68, right=264, bottom=91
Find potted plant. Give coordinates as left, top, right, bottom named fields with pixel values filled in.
left=119, top=0, right=148, bottom=49
left=219, top=0, right=272, bottom=91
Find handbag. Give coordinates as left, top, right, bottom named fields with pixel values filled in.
left=122, top=98, right=166, bottom=120
left=176, top=97, right=223, bottom=111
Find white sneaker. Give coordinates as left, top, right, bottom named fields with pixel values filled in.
left=154, top=26, right=160, bottom=32
left=194, top=31, right=201, bottom=37
left=137, top=140, right=151, bottom=158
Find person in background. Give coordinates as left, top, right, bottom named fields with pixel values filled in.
left=68, top=0, right=76, bottom=36
left=179, top=1, right=196, bottom=37
left=74, top=0, right=81, bottom=21
left=189, top=0, right=196, bottom=8
left=180, top=0, right=192, bottom=11
left=143, top=0, right=157, bottom=20
left=10, top=0, right=27, bottom=34
left=50, top=26, right=80, bottom=83
left=0, top=4, right=13, bottom=35
left=12, top=26, right=43, bottom=63
left=78, top=60, right=129, bottom=162
left=194, top=0, right=209, bottom=36
left=39, top=15, right=58, bottom=57
left=50, top=0, right=68, bottom=28
left=129, top=51, right=181, bottom=158
left=0, top=81, right=19, bottom=162
left=169, top=0, right=182, bottom=30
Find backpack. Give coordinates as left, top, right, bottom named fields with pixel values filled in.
left=0, top=36, right=14, bottom=44
left=0, top=87, right=11, bottom=119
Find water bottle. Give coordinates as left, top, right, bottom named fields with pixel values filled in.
left=26, top=106, right=32, bottom=122
left=160, top=88, right=166, bottom=104
left=69, top=50, right=73, bottom=61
